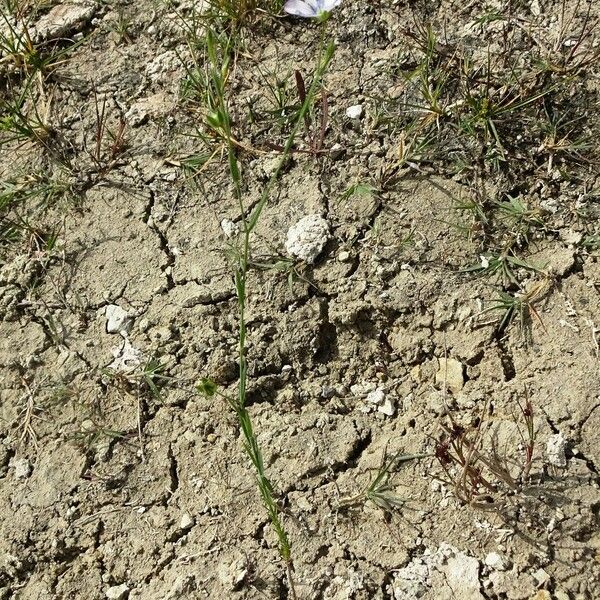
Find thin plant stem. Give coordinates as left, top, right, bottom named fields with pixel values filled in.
left=207, top=23, right=334, bottom=595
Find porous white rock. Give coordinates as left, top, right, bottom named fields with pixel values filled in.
left=393, top=543, right=483, bottom=600
left=220, top=218, right=239, bottom=238
left=378, top=398, right=395, bottom=416
left=484, top=552, right=508, bottom=571
left=285, top=215, right=330, bottom=264
left=366, top=388, right=386, bottom=405
left=108, top=338, right=143, bottom=374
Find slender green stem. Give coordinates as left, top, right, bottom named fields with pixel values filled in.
left=207, top=23, right=334, bottom=587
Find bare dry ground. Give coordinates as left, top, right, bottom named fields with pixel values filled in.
left=1, top=0, right=599, bottom=598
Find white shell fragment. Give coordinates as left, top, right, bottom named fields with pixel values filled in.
left=285, top=214, right=330, bottom=264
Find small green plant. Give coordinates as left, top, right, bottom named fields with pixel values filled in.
left=339, top=448, right=428, bottom=512
left=480, top=278, right=551, bottom=340
left=494, top=194, right=544, bottom=245
left=107, top=8, right=134, bottom=45
left=464, top=251, right=542, bottom=286
left=69, top=419, right=124, bottom=449
left=196, top=19, right=334, bottom=597
left=0, top=74, right=52, bottom=146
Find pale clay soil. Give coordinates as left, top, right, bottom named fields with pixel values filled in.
left=0, top=1, right=599, bottom=599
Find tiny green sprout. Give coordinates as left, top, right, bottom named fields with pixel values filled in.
left=197, top=378, right=218, bottom=397
left=339, top=449, right=428, bottom=512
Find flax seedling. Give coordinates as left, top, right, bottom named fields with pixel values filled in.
left=197, top=21, right=334, bottom=597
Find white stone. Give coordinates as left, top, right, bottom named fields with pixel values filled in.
left=220, top=218, right=239, bottom=238
left=393, top=544, right=483, bottom=600
left=179, top=513, right=195, bottom=530
left=532, top=568, right=550, bottom=585
left=445, top=552, right=481, bottom=597
left=11, top=457, right=32, bottom=479
left=366, top=388, right=385, bottom=405
left=105, top=583, right=129, bottom=600
left=108, top=338, right=143, bottom=374
left=285, top=215, right=330, bottom=264
left=105, top=305, right=133, bottom=335
left=546, top=433, right=567, bottom=467
left=378, top=398, right=395, bottom=416
left=346, top=104, right=363, bottom=119
left=484, top=552, right=507, bottom=571
left=33, top=2, right=96, bottom=41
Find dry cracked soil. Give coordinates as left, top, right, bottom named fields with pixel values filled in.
left=1, top=0, right=599, bottom=599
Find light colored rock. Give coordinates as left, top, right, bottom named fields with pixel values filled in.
left=346, top=104, right=363, bottom=119
left=532, top=568, right=550, bottom=586
left=108, top=338, right=143, bottom=374
left=393, top=543, right=483, bottom=600
left=445, top=551, right=481, bottom=598
left=378, top=398, right=395, bottom=416
left=285, top=214, right=330, bottom=264
left=546, top=433, right=567, bottom=467
left=105, top=305, right=133, bottom=335
left=435, top=357, right=464, bottom=394
left=179, top=513, right=195, bottom=530
left=366, top=388, right=385, bottom=405
left=106, top=583, right=129, bottom=600
left=33, top=1, right=96, bottom=41
left=484, top=552, right=508, bottom=571
left=220, top=219, right=239, bottom=238
left=11, top=457, right=32, bottom=479
left=530, top=0, right=541, bottom=16
left=217, top=557, right=248, bottom=590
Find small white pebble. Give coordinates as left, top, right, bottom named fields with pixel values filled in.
left=106, top=584, right=129, bottom=600
left=546, top=433, right=567, bottom=467
left=366, top=388, right=385, bottom=405
left=377, top=398, right=395, bottom=416
left=11, top=458, right=32, bottom=479
left=484, top=552, right=508, bottom=571
left=220, top=218, right=238, bottom=238
left=180, top=513, right=195, bottom=530
left=346, top=104, right=363, bottom=119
